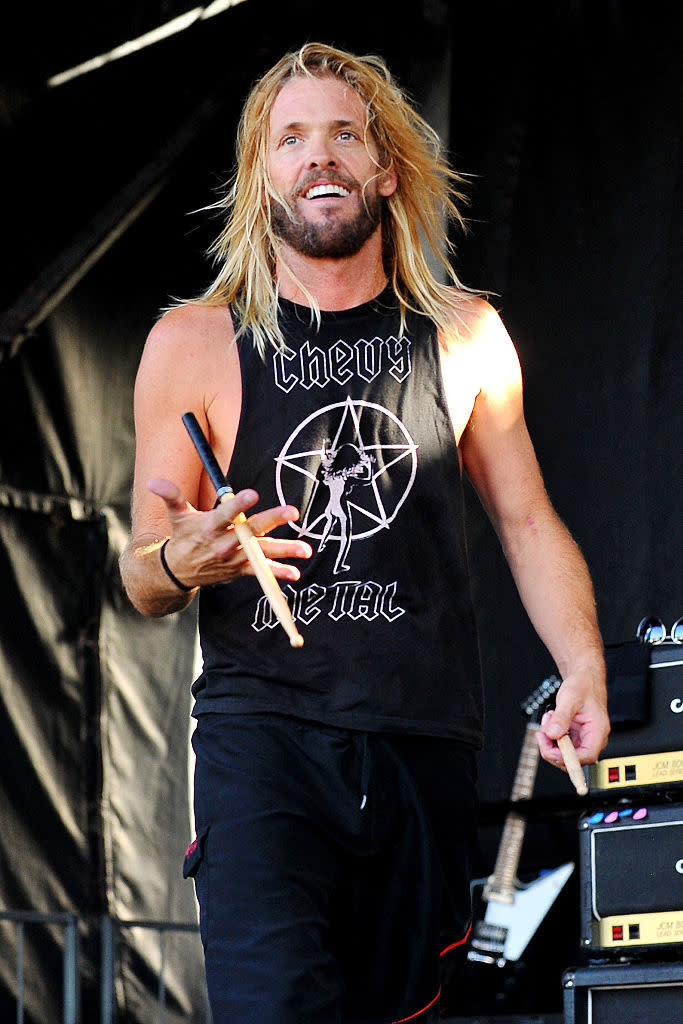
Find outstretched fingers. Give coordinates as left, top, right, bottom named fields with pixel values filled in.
left=238, top=504, right=313, bottom=581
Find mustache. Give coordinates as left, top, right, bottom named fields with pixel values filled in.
left=272, top=171, right=366, bottom=225
left=293, top=170, right=358, bottom=197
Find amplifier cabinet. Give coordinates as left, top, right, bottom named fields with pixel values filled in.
left=579, top=802, right=683, bottom=952
left=589, top=642, right=683, bottom=791
left=563, top=961, right=683, bottom=1024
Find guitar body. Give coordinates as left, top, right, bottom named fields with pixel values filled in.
left=470, top=861, right=575, bottom=964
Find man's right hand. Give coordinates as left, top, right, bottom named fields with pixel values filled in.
left=120, top=478, right=312, bottom=617
left=147, top=477, right=312, bottom=590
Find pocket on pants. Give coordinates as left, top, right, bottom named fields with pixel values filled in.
left=183, top=825, right=209, bottom=879
left=183, top=826, right=210, bottom=946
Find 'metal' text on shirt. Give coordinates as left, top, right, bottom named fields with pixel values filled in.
left=252, top=580, right=406, bottom=631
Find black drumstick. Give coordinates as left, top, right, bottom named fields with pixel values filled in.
left=182, top=412, right=233, bottom=499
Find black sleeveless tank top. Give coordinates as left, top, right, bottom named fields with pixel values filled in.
left=192, top=288, right=483, bottom=746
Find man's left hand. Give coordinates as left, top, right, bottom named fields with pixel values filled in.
left=537, top=668, right=610, bottom=769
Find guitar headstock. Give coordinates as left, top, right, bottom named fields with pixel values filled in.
left=520, top=674, right=562, bottom=723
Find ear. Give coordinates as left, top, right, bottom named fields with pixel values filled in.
left=378, top=164, right=398, bottom=198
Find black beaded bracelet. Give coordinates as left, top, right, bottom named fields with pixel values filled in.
left=159, top=539, right=194, bottom=592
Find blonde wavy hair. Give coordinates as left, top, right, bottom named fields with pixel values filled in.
left=196, top=42, right=474, bottom=353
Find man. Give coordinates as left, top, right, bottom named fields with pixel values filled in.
left=120, top=43, right=609, bottom=1024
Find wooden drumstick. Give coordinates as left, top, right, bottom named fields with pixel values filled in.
left=557, top=734, right=588, bottom=796
left=182, top=412, right=304, bottom=648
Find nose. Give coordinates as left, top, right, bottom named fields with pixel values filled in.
left=306, top=133, right=337, bottom=169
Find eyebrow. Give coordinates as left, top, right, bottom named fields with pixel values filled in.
left=277, top=118, right=362, bottom=134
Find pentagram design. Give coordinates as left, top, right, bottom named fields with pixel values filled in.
left=275, top=397, right=418, bottom=572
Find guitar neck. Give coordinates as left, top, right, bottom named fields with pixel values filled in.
left=483, top=723, right=540, bottom=902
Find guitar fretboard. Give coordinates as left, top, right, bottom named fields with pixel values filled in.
left=483, top=723, right=540, bottom=903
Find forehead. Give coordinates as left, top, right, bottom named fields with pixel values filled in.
left=269, top=74, right=368, bottom=133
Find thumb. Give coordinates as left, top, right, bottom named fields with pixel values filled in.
left=147, top=478, right=193, bottom=520
left=544, top=707, right=572, bottom=741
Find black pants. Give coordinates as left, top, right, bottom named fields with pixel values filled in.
left=186, top=714, right=478, bottom=1024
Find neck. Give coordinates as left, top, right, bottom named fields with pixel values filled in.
left=275, top=233, right=388, bottom=311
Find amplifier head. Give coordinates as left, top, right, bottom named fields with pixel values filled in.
left=579, top=802, right=683, bottom=952
left=589, top=641, right=683, bottom=791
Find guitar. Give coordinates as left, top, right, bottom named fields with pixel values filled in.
left=467, top=674, right=575, bottom=967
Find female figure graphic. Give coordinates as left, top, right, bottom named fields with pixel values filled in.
left=317, top=441, right=374, bottom=573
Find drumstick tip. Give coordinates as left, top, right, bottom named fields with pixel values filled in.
left=557, top=733, right=589, bottom=796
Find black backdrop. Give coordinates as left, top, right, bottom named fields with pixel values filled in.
left=1, top=2, right=680, bottom=1020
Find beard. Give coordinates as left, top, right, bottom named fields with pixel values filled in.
left=271, top=189, right=382, bottom=259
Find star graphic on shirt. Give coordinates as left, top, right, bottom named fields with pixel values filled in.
left=275, top=397, right=418, bottom=542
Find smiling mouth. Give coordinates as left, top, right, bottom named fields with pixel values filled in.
left=304, top=183, right=351, bottom=200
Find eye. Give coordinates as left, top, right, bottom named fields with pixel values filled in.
left=337, top=130, right=357, bottom=142
left=280, top=134, right=300, bottom=147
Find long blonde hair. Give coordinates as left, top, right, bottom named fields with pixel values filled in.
left=198, top=42, right=473, bottom=353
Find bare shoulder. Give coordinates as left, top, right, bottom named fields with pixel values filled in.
left=440, top=291, right=509, bottom=347
left=436, top=291, right=524, bottom=446
left=136, top=302, right=238, bottom=402
left=442, top=291, right=521, bottom=396
left=141, top=302, right=235, bottom=365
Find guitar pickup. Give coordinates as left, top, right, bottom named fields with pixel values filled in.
left=470, top=920, right=508, bottom=956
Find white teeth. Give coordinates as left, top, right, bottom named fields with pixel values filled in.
left=304, top=184, right=350, bottom=200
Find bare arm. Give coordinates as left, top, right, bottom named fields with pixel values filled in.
left=449, top=300, right=609, bottom=767
left=119, top=304, right=311, bottom=618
